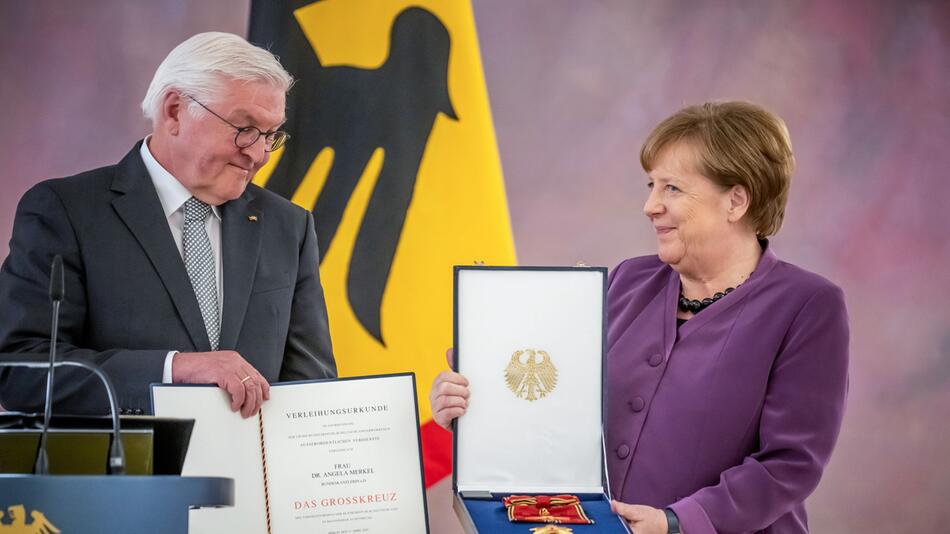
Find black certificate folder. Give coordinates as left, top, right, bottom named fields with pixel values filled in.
left=452, top=266, right=629, bottom=533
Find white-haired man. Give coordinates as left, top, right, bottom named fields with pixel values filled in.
left=0, top=32, right=336, bottom=417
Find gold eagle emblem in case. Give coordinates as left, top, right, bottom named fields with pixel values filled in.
left=0, top=505, right=61, bottom=533
left=505, top=349, right=558, bottom=401
left=530, top=526, right=573, bottom=533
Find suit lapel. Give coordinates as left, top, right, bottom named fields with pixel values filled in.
left=218, top=190, right=262, bottom=350
left=662, top=271, right=678, bottom=355
left=110, top=143, right=211, bottom=351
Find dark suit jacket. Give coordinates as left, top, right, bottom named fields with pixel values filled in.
left=0, top=142, right=336, bottom=415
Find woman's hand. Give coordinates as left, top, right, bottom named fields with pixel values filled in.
left=429, top=348, right=470, bottom=430
left=610, top=500, right=669, bottom=534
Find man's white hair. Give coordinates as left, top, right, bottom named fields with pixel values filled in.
left=141, top=32, right=293, bottom=124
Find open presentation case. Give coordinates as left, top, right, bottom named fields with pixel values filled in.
left=452, top=266, right=630, bottom=533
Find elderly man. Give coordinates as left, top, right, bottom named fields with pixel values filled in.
left=0, top=32, right=336, bottom=418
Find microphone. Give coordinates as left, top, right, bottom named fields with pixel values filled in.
left=34, top=255, right=64, bottom=475
left=29, top=255, right=125, bottom=475
left=50, top=253, right=65, bottom=301
left=3, top=356, right=126, bottom=475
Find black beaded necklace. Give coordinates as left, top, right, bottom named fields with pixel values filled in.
left=678, top=275, right=750, bottom=314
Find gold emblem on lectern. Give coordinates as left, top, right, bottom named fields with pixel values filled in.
left=505, top=349, right=558, bottom=401
left=0, top=505, right=60, bottom=533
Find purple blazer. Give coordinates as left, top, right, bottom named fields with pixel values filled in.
left=605, top=244, right=849, bottom=534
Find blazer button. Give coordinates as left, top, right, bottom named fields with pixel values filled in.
left=617, top=444, right=631, bottom=459
left=629, top=397, right=645, bottom=412
left=119, top=408, right=128, bottom=415
left=648, top=353, right=664, bottom=366
left=133, top=408, right=144, bottom=416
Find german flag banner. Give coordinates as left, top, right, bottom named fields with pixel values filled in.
left=249, top=0, right=516, bottom=486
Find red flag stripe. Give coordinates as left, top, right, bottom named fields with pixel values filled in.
left=420, top=419, right=453, bottom=487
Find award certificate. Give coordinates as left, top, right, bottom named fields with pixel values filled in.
left=152, top=373, right=428, bottom=534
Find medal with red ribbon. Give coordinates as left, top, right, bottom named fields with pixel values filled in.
left=502, top=495, right=595, bottom=525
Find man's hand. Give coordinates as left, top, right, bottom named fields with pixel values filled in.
left=173, top=351, right=271, bottom=418
left=610, top=500, right=669, bottom=534
left=429, top=348, right=470, bottom=430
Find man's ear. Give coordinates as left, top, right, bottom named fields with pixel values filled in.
left=727, top=184, right=751, bottom=223
left=158, top=91, right=184, bottom=136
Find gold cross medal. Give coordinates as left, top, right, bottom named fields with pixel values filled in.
left=530, top=526, right=573, bottom=534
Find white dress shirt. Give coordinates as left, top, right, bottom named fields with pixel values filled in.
left=139, top=138, right=223, bottom=382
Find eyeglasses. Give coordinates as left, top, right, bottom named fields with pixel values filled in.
left=185, top=95, right=289, bottom=152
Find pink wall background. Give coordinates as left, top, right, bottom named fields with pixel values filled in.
left=2, top=1, right=948, bottom=531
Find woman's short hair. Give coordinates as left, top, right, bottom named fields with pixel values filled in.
left=640, top=101, right=794, bottom=237
left=141, top=32, right=294, bottom=124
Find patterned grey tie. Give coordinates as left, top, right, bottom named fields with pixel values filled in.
left=182, top=197, right=220, bottom=350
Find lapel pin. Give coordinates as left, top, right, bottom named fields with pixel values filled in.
left=248, top=215, right=258, bottom=222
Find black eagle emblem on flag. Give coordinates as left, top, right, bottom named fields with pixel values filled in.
left=250, top=0, right=457, bottom=345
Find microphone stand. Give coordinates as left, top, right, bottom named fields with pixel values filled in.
left=31, top=302, right=58, bottom=474
left=34, top=255, right=63, bottom=474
